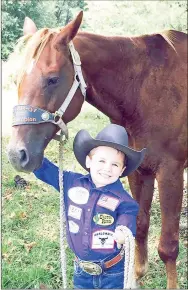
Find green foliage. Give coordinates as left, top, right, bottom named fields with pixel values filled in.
left=55, top=0, right=88, bottom=26
left=2, top=0, right=88, bottom=60
left=2, top=0, right=187, bottom=63
left=83, top=1, right=187, bottom=36
left=2, top=0, right=41, bottom=60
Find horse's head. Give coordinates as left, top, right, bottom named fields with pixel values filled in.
left=8, top=12, right=86, bottom=172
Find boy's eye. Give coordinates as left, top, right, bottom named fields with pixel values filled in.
left=112, top=164, right=118, bottom=167
left=99, top=160, right=105, bottom=163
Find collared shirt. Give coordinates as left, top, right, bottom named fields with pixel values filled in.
left=34, top=158, right=139, bottom=261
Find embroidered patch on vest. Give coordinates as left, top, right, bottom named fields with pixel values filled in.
left=68, top=187, right=89, bottom=204
left=68, top=220, right=79, bottom=233
left=91, top=230, right=114, bottom=249
left=97, top=195, right=119, bottom=211
left=68, top=205, right=82, bottom=220
left=93, top=213, right=114, bottom=226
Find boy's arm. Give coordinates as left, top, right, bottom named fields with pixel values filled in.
left=114, top=200, right=139, bottom=248
left=33, top=157, right=60, bottom=191
left=116, top=200, right=139, bottom=237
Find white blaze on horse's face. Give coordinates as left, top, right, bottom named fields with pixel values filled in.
left=26, top=59, right=35, bottom=75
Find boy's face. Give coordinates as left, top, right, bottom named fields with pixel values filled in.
left=86, top=146, right=125, bottom=188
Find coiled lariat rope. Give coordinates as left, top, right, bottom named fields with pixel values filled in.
left=58, top=131, right=135, bottom=289
left=121, top=226, right=136, bottom=289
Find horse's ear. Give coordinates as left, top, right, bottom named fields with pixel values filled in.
left=54, top=11, right=83, bottom=50
left=23, top=17, right=37, bottom=35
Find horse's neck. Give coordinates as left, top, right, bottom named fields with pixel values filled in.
left=74, top=33, right=142, bottom=125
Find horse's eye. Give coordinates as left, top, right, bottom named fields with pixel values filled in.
left=47, top=77, right=59, bottom=86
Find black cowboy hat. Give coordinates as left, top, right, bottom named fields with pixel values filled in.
left=73, top=124, right=146, bottom=177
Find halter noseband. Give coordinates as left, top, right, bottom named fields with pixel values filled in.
left=12, top=41, right=87, bottom=141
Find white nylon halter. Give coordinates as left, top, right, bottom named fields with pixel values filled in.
left=57, top=41, right=87, bottom=116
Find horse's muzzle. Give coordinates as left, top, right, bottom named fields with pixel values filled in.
left=7, top=141, right=44, bottom=173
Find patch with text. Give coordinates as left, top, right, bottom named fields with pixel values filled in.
left=97, top=194, right=119, bottom=211
left=91, top=230, right=114, bottom=249
left=68, top=205, right=82, bottom=220
left=93, top=213, right=114, bottom=226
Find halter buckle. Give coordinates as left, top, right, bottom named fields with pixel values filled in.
left=54, top=111, right=62, bottom=123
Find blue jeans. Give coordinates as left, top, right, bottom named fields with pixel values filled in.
left=73, top=258, right=125, bottom=289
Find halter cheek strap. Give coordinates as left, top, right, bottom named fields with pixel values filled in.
left=12, top=41, right=87, bottom=141
left=57, top=41, right=87, bottom=115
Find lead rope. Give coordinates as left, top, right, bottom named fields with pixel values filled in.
left=58, top=131, right=135, bottom=289
left=59, top=131, right=67, bottom=288
left=122, top=226, right=136, bottom=289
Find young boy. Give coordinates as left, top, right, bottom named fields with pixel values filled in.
left=33, top=124, right=146, bottom=289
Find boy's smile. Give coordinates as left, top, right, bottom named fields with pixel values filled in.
left=86, top=146, right=125, bottom=188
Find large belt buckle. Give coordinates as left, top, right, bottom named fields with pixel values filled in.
left=79, top=261, right=102, bottom=275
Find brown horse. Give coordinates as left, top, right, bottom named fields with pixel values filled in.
left=7, top=12, right=187, bottom=288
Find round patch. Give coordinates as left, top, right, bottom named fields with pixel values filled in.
left=68, top=187, right=89, bottom=204
left=93, top=213, right=114, bottom=226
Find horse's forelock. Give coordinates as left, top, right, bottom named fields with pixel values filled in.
left=17, top=27, right=63, bottom=92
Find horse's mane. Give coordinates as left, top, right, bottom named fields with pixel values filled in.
left=158, top=30, right=186, bottom=53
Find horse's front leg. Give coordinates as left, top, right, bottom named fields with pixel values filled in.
left=128, top=171, right=155, bottom=280
left=156, top=159, right=184, bottom=289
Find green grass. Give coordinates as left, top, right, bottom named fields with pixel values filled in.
left=2, top=106, right=187, bottom=289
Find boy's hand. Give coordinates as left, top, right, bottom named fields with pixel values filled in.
left=113, top=225, right=130, bottom=249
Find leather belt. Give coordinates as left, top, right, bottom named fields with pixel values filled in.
left=75, top=248, right=124, bottom=275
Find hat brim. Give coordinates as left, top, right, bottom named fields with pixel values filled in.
left=73, top=130, right=146, bottom=177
